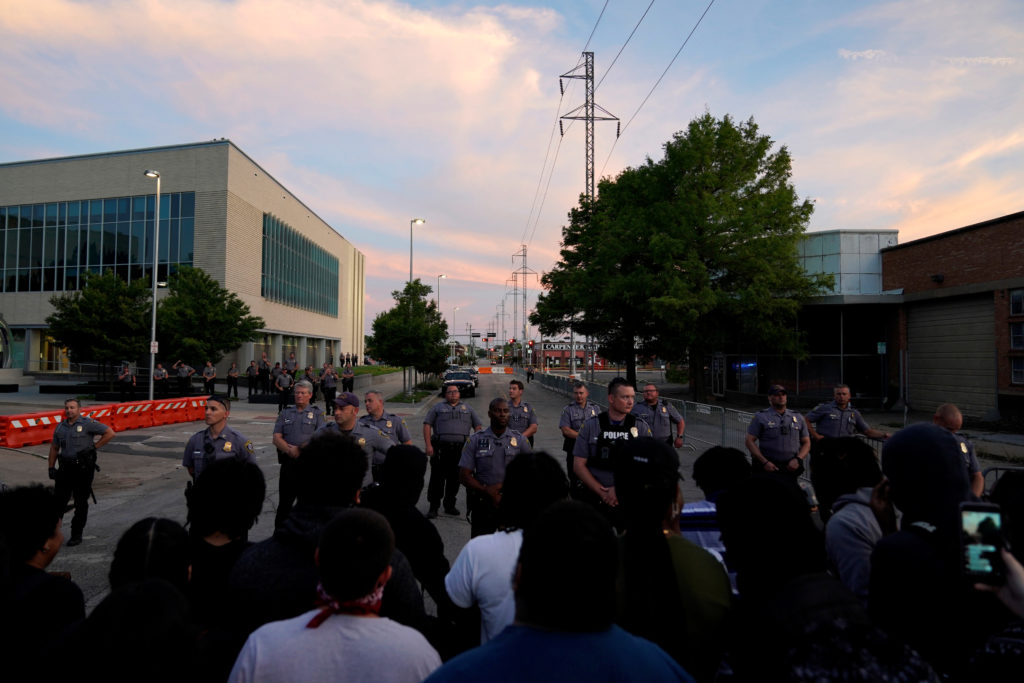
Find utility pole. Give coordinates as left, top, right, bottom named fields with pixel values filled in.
left=512, top=245, right=537, bottom=367
left=560, top=52, right=619, bottom=204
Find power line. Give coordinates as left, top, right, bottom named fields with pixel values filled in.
left=595, top=0, right=656, bottom=92
left=599, top=0, right=717, bottom=178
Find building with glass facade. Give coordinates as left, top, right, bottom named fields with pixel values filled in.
left=0, top=140, right=365, bottom=374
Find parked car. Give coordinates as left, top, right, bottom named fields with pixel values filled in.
left=441, top=371, right=475, bottom=397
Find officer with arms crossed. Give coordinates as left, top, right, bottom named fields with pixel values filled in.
left=632, top=383, right=685, bottom=448
left=745, top=384, right=810, bottom=475
left=423, top=386, right=483, bottom=519
left=48, top=398, right=116, bottom=546
left=272, top=380, right=324, bottom=529
left=320, top=362, right=338, bottom=415
left=183, top=395, right=255, bottom=481
left=559, top=381, right=600, bottom=492
left=459, top=397, right=532, bottom=537
left=361, top=390, right=413, bottom=449
left=507, top=380, right=538, bottom=447
left=573, top=377, right=652, bottom=530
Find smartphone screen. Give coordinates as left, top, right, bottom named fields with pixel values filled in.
left=960, top=503, right=1005, bottom=584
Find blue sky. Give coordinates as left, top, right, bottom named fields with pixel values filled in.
left=2, top=0, right=1022, bottom=343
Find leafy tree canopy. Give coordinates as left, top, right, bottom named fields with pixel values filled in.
left=156, top=266, right=265, bottom=365
left=367, top=280, right=449, bottom=379
left=532, top=113, right=832, bottom=396
left=46, top=270, right=151, bottom=368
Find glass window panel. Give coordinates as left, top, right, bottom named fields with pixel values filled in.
left=144, top=219, right=154, bottom=266
left=89, top=200, right=102, bottom=224
left=5, top=229, right=18, bottom=269
left=132, top=196, right=147, bottom=221
left=64, top=225, right=76, bottom=265
left=102, top=225, right=115, bottom=264
left=4, top=271, right=15, bottom=292
left=59, top=203, right=66, bottom=224
left=29, top=268, right=42, bottom=291
left=1, top=206, right=7, bottom=229
left=65, top=267, right=78, bottom=291
left=159, top=218, right=169, bottom=261
left=17, top=269, right=29, bottom=291
left=20, top=205, right=32, bottom=228
left=117, top=197, right=130, bottom=222
left=129, top=264, right=142, bottom=283
left=31, top=227, right=43, bottom=267
left=43, top=268, right=56, bottom=292
left=1012, top=290, right=1024, bottom=316
left=179, top=217, right=194, bottom=263
left=116, top=222, right=130, bottom=264
left=146, top=195, right=155, bottom=221
left=103, top=198, right=117, bottom=224
left=19, top=229, right=33, bottom=267
left=166, top=193, right=178, bottom=219
left=115, top=264, right=129, bottom=282
left=79, top=229, right=89, bottom=268
left=32, top=204, right=44, bottom=227
left=131, top=221, right=145, bottom=264
left=45, top=226, right=58, bottom=267
left=169, top=221, right=179, bottom=262
left=45, top=203, right=58, bottom=228
left=1012, top=323, right=1024, bottom=350
left=68, top=201, right=79, bottom=225
left=180, top=192, right=195, bottom=218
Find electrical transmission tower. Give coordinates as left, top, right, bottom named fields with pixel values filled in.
left=560, top=52, right=619, bottom=202
left=512, top=245, right=537, bottom=365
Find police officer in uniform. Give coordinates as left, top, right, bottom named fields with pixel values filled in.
left=202, top=361, right=217, bottom=394
left=48, top=398, right=116, bottom=546
left=507, top=379, right=538, bottom=447
left=460, top=397, right=532, bottom=537
left=423, top=385, right=483, bottom=519
left=341, top=362, right=355, bottom=392
left=321, top=362, right=338, bottom=414
left=632, top=383, right=685, bottom=448
left=361, top=390, right=413, bottom=449
left=573, top=377, right=652, bottom=530
left=272, top=380, right=324, bottom=529
left=258, top=352, right=271, bottom=394
left=559, top=381, right=600, bottom=491
left=182, top=395, right=255, bottom=480
left=805, top=384, right=889, bottom=444
left=275, top=368, right=294, bottom=413
left=227, top=362, right=240, bottom=399
left=118, top=362, right=136, bottom=402
left=173, top=360, right=194, bottom=396
left=153, top=362, right=169, bottom=398
left=933, top=403, right=985, bottom=497
left=246, top=360, right=259, bottom=397
left=284, top=352, right=298, bottom=374
left=745, top=384, right=810, bottom=476
left=316, top=392, right=391, bottom=486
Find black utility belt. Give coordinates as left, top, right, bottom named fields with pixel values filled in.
left=436, top=437, right=466, bottom=444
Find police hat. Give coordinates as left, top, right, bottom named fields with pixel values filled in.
left=768, top=384, right=787, bottom=396
left=334, top=392, right=360, bottom=409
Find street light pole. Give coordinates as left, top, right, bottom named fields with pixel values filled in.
left=409, top=218, right=425, bottom=283
left=144, top=170, right=161, bottom=401
left=437, top=274, right=446, bottom=315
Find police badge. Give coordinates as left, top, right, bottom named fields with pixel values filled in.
left=510, top=437, right=518, bottom=447
left=629, top=427, right=638, bottom=437
left=223, top=442, right=232, bottom=452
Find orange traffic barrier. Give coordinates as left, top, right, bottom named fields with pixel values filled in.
left=0, top=397, right=204, bottom=449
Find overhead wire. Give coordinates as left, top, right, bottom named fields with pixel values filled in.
left=598, top=0, right=717, bottom=178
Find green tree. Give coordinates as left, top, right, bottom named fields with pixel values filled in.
left=532, top=113, right=832, bottom=397
left=46, top=270, right=151, bottom=375
left=367, top=280, right=448, bottom=392
left=156, top=266, right=264, bottom=364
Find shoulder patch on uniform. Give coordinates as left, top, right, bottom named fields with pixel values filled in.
left=245, top=441, right=254, bottom=455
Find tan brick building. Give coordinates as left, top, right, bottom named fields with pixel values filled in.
left=0, top=140, right=364, bottom=375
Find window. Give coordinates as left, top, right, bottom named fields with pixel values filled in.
left=1012, top=289, right=1024, bottom=316
left=261, top=213, right=339, bottom=317
left=1013, top=323, right=1024, bottom=351
left=1014, top=358, right=1024, bottom=385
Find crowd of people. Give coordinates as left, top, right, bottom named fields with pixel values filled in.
left=3, top=376, right=1024, bottom=682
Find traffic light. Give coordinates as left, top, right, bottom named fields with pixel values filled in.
left=528, top=340, right=534, bottom=348
left=509, top=338, right=516, bottom=344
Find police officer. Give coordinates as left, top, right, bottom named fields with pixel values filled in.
left=246, top=360, right=259, bottom=397
left=317, top=392, right=392, bottom=486
left=933, top=403, right=985, bottom=497
left=272, top=380, right=324, bottom=529
left=258, top=352, right=271, bottom=394
left=173, top=360, right=194, bottom=396
left=361, top=390, right=413, bottom=449
left=202, top=361, right=217, bottom=394
left=507, top=380, right=538, bottom=447
left=460, top=397, right=532, bottom=537
left=182, top=395, right=255, bottom=480
left=118, top=362, right=136, bottom=402
left=284, top=352, right=298, bottom=374
left=632, top=383, right=685, bottom=448
left=47, top=398, right=116, bottom=546
left=321, top=362, right=338, bottom=414
left=153, top=362, right=169, bottom=398
left=302, top=365, right=319, bottom=402
left=423, top=385, right=483, bottom=519
left=227, top=362, right=240, bottom=399
left=559, top=381, right=600, bottom=491
left=573, top=377, right=652, bottom=530
left=341, top=362, right=355, bottom=392
left=805, top=384, right=889, bottom=443
left=275, top=368, right=294, bottom=413
left=745, top=384, right=810, bottom=475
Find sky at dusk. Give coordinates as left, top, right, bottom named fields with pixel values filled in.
left=2, top=0, right=1022, bottom=345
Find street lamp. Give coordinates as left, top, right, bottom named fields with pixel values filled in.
left=409, top=218, right=425, bottom=283
left=143, top=170, right=160, bottom=401
left=451, top=305, right=460, bottom=363
left=436, top=274, right=446, bottom=314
